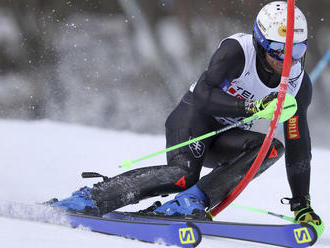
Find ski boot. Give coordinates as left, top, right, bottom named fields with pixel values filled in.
left=51, top=186, right=100, bottom=216
left=153, top=185, right=211, bottom=220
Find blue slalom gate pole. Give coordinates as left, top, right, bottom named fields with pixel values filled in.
left=310, top=48, right=330, bottom=84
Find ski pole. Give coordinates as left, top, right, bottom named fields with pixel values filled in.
left=120, top=114, right=257, bottom=169
left=230, top=203, right=295, bottom=223
left=120, top=94, right=297, bottom=170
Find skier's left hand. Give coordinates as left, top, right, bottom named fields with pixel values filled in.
left=289, top=196, right=325, bottom=238
left=294, top=207, right=322, bottom=226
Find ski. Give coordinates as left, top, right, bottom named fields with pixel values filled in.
left=66, top=213, right=201, bottom=247
left=0, top=201, right=318, bottom=247
left=0, top=202, right=201, bottom=248
left=105, top=211, right=318, bottom=248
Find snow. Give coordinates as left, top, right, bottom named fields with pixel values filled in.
left=0, top=120, right=330, bottom=248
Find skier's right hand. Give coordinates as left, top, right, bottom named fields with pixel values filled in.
left=244, top=92, right=278, bottom=115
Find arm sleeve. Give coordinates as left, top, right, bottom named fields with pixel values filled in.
left=283, top=72, right=312, bottom=198
left=192, top=38, right=248, bottom=117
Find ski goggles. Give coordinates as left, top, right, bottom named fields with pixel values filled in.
left=253, top=21, right=308, bottom=62
left=267, top=40, right=308, bottom=62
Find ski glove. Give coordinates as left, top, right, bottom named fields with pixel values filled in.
left=245, top=92, right=278, bottom=115
left=284, top=195, right=324, bottom=237
left=295, top=208, right=322, bottom=225
left=286, top=195, right=322, bottom=225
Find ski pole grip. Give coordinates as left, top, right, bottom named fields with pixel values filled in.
left=81, top=172, right=109, bottom=181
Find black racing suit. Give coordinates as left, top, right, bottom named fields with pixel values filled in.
left=92, top=38, right=312, bottom=214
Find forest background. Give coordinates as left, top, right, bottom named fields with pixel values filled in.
left=0, top=0, right=329, bottom=147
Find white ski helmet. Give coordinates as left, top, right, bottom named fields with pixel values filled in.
left=253, top=1, right=308, bottom=63
left=255, top=1, right=307, bottom=43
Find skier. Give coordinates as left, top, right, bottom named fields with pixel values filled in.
left=52, top=1, right=322, bottom=227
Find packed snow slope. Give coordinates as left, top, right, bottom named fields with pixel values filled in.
left=0, top=120, right=330, bottom=248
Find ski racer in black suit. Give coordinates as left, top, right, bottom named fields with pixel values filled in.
left=51, top=1, right=322, bottom=229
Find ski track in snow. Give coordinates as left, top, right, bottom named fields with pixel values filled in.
left=0, top=120, right=330, bottom=248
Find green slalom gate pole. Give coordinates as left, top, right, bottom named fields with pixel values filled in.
left=120, top=93, right=297, bottom=170
left=120, top=114, right=257, bottom=170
